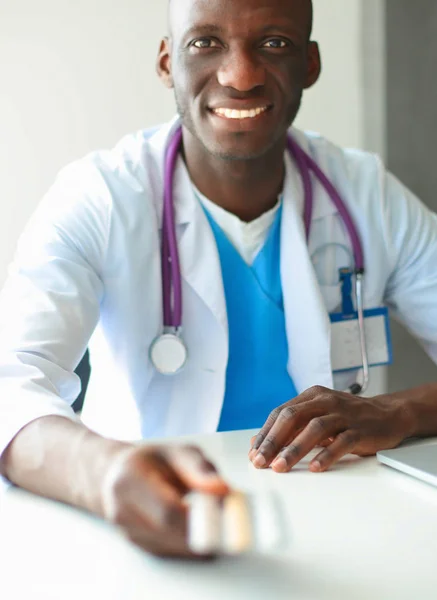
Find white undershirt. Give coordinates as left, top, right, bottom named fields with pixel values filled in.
left=194, top=189, right=282, bottom=265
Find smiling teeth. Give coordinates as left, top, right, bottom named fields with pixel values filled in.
left=213, top=107, right=268, bottom=119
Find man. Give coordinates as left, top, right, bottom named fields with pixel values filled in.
left=1, top=0, right=437, bottom=558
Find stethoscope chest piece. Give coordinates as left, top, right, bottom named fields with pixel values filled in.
left=150, top=332, right=188, bottom=375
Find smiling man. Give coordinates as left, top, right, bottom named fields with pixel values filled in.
left=162, top=0, right=318, bottom=222
left=1, top=0, right=437, bottom=558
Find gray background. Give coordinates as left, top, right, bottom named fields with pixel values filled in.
left=386, top=0, right=437, bottom=391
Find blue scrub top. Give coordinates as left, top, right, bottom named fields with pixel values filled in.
left=203, top=206, right=298, bottom=431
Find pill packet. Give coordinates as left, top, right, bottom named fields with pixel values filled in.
left=186, top=490, right=288, bottom=556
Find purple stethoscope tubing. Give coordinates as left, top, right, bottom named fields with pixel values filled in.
left=162, top=127, right=184, bottom=329
left=286, top=136, right=364, bottom=272
left=286, top=136, right=368, bottom=394
left=162, top=128, right=365, bottom=330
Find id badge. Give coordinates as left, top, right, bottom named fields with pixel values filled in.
left=330, top=307, right=393, bottom=373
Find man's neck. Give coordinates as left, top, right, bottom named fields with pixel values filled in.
left=182, top=131, right=287, bottom=223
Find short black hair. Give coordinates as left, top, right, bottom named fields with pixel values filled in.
left=168, top=0, right=314, bottom=40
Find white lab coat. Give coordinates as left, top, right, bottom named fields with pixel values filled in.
left=1, top=116, right=437, bottom=453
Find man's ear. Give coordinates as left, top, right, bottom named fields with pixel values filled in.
left=304, top=41, right=321, bottom=89
left=156, top=37, right=174, bottom=88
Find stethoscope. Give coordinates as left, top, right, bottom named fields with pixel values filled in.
left=149, top=127, right=369, bottom=395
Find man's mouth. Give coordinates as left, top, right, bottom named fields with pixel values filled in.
left=210, top=106, right=270, bottom=120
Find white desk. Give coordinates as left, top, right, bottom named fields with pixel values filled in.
left=1, top=430, right=437, bottom=600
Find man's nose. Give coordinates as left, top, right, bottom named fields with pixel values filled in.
left=217, top=49, right=266, bottom=92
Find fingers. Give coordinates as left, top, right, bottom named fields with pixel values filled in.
left=117, top=501, right=201, bottom=559
left=250, top=404, right=302, bottom=468
left=317, top=437, right=335, bottom=448
left=310, top=430, right=359, bottom=473
left=250, top=403, right=334, bottom=469
left=102, top=444, right=228, bottom=559
left=268, top=415, right=342, bottom=472
left=248, top=387, right=356, bottom=471
left=248, top=407, right=283, bottom=460
left=253, top=418, right=358, bottom=474
left=103, top=450, right=186, bottom=533
left=163, top=446, right=230, bottom=496
left=248, top=387, right=331, bottom=460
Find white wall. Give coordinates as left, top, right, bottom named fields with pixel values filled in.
left=0, top=0, right=174, bottom=284
left=0, top=0, right=368, bottom=286
left=295, top=0, right=364, bottom=149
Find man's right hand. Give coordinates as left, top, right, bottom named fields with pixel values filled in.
left=99, top=444, right=230, bottom=558
left=1, top=417, right=229, bottom=559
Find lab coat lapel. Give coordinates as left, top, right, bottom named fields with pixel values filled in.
left=281, top=155, right=334, bottom=393
left=172, top=157, right=228, bottom=335
left=144, top=123, right=228, bottom=435
left=148, top=118, right=228, bottom=333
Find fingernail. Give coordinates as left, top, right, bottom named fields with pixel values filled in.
left=253, top=454, right=266, bottom=468
left=248, top=449, right=257, bottom=460
left=310, top=460, right=322, bottom=472
left=272, top=457, right=288, bottom=473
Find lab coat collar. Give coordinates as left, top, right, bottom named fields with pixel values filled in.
left=176, top=185, right=228, bottom=334
left=146, top=119, right=339, bottom=228
left=149, top=117, right=228, bottom=333
left=146, top=117, right=196, bottom=228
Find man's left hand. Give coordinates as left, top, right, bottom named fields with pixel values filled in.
left=248, top=386, right=414, bottom=473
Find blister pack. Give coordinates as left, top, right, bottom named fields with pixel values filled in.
left=187, top=491, right=288, bottom=555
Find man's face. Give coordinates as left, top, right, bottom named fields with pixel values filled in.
left=158, top=0, right=320, bottom=160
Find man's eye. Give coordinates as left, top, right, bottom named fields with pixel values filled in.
left=262, top=39, right=289, bottom=49
left=192, top=38, right=220, bottom=49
